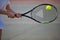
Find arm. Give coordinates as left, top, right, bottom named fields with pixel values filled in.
left=0, top=4, right=15, bottom=18
left=0, top=10, right=9, bottom=15
left=6, top=4, right=15, bottom=13
left=6, top=4, right=22, bottom=18
left=0, top=4, right=22, bottom=18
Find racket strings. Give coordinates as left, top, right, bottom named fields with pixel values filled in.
left=32, top=4, right=57, bottom=23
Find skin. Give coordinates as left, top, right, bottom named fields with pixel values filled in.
left=0, top=4, right=22, bottom=40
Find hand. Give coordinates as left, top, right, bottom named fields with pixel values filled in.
left=15, top=13, right=22, bottom=18
left=7, top=12, right=22, bottom=18
left=7, top=12, right=16, bottom=18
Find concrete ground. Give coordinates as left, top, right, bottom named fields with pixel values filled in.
left=1, top=4, right=60, bottom=40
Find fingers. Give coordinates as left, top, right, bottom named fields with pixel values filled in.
left=8, top=16, right=15, bottom=18
left=7, top=12, right=22, bottom=18
left=15, top=13, right=22, bottom=18
left=8, top=13, right=15, bottom=18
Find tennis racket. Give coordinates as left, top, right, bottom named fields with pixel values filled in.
left=15, top=4, right=58, bottom=24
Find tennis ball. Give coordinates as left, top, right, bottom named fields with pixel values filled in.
left=46, top=5, right=52, bottom=11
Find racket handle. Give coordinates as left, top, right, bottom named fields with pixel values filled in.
left=14, top=13, right=25, bottom=16
left=21, top=14, right=25, bottom=16
left=14, top=14, right=25, bottom=16
left=14, top=14, right=17, bottom=16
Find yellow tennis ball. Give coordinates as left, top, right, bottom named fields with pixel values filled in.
left=46, top=5, right=52, bottom=11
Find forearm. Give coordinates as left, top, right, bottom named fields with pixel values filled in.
left=6, top=4, right=15, bottom=14
left=0, top=10, right=8, bottom=15
left=7, top=9, right=15, bottom=14
left=0, top=4, right=14, bottom=15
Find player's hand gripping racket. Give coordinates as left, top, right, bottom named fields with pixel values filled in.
left=15, top=4, right=58, bottom=24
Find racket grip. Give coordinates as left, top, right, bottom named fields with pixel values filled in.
left=21, top=14, right=25, bottom=16
left=14, top=14, right=25, bottom=16
left=14, top=14, right=17, bottom=16
left=14, top=14, right=24, bottom=16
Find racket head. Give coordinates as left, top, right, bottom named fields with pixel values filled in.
left=31, top=4, right=58, bottom=24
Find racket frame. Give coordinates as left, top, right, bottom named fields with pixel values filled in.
left=16, top=4, right=58, bottom=24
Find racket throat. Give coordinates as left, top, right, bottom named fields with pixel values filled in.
left=22, top=14, right=41, bottom=23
